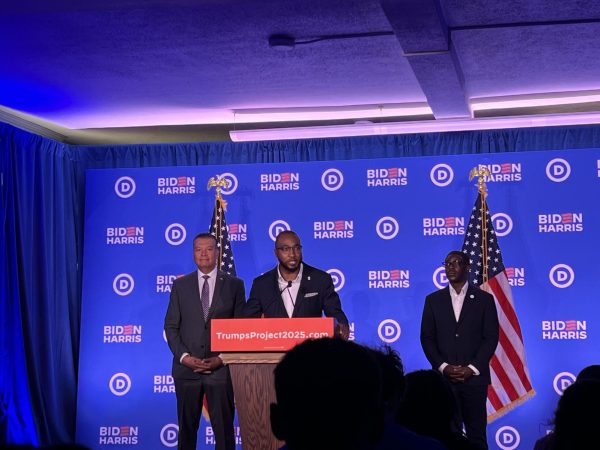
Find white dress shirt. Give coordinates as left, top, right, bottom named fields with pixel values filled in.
left=277, top=263, right=303, bottom=317
left=439, top=282, right=480, bottom=376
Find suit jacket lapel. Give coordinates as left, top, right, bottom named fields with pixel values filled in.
left=292, top=268, right=309, bottom=317
left=457, top=284, right=476, bottom=325
left=272, top=269, right=289, bottom=317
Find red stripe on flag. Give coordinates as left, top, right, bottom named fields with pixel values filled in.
left=490, top=355, right=519, bottom=401
left=487, top=385, right=503, bottom=411
left=497, top=327, right=533, bottom=392
left=488, top=277, right=524, bottom=339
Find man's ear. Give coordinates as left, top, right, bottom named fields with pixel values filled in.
left=270, top=403, right=287, bottom=441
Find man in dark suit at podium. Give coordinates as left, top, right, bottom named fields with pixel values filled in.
left=164, top=233, right=245, bottom=450
left=244, top=230, right=349, bottom=339
left=420, top=251, right=499, bottom=450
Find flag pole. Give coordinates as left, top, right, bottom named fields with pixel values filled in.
left=207, top=175, right=230, bottom=264
left=469, top=166, right=491, bottom=282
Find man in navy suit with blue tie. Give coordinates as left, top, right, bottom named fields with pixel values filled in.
left=244, top=230, right=349, bottom=339
left=421, top=251, right=499, bottom=450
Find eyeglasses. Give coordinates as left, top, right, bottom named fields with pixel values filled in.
left=276, top=245, right=302, bottom=254
left=443, top=260, right=465, bottom=268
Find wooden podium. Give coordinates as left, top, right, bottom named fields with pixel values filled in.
left=212, top=318, right=335, bottom=450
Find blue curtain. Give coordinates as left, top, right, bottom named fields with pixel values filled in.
left=2, top=121, right=600, bottom=445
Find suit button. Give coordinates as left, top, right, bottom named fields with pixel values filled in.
left=455, top=333, right=459, bottom=337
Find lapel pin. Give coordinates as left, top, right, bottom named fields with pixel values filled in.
left=470, top=294, right=475, bottom=299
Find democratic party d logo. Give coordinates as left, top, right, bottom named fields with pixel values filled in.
left=114, top=176, right=136, bottom=198
left=160, top=424, right=179, bottom=447
left=218, top=173, right=238, bottom=195
left=165, top=223, right=187, bottom=246
left=268, top=220, right=291, bottom=241
left=377, top=319, right=401, bottom=343
left=546, top=158, right=571, bottom=182
left=327, top=268, right=345, bottom=292
left=321, top=168, right=344, bottom=191
left=376, top=216, right=399, bottom=240
left=430, top=164, right=454, bottom=187
left=549, top=264, right=575, bottom=288
left=495, top=426, right=520, bottom=450
left=553, top=371, right=576, bottom=395
left=109, top=373, right=132, bottom=396
left=113, top=273, right=134, bottom=296
left=432, top=266, right=448, bottom=289
left=491, top=213, right=513, bottom=237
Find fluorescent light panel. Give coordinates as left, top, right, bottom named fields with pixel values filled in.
left=233, top=103, right=432, bottom=123
left=471, top=90, right=600, bottom=111
left=229, top=112, right=600, bottom=142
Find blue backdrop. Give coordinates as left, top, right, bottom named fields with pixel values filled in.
left=76, top=149, right=599, bottom=450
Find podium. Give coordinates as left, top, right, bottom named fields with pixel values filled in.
left=212, top=318, right=335, bottom=450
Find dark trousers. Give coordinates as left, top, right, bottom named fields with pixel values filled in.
left=451, top=382, right=489, bottom=450
left=174, top=366, right=235, bottom=450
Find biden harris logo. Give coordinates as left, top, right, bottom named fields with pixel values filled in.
left=109, top=373, right=132, bottom=396
left=480, top=163, right=522, bottom=182
left=538, top=213, right=583, bottom=233
left=113, top=273, right=135, bottom=296
left=321, top=168, right=344, bottom=191
left=430, top=164, right=454, bottom=187
left=542, top=320, right=587, bottom=340
left=160, top=424, right=179, bottom=447
left=553, top=372, right=576, bottom=395
left=156, top=274, right=183, bottom=293
left=378, top=319, right=401, bottom=343
left=366, top=168, right=408, bottom=187
left=165, top=223, right=187, bottom=246
left=313, top=220, right=354, bottom=239
left=326, top=269, right=345, bottom=291
left=495, top=426, right=520, bottom=450
left=422, top=217, right=465, bottom=236
left=546, top=158, right=571, bottom=182
left=99, top=426, right=139, bottom=445
left=505, top=267, right=525, bottom=287
left=268, top=220, right=291, bottom=241
left=115, top=176, right=136, bottom=199
left=106, top=226, right=144, bottom=245
left=260, top=172, right=300, bottom=191
left=376, top=216, right=399, bottom=240
left=227, top=223, right=248, bottom=241
left=549, top=264, right=575, bottom=288
left=368, top=270, right=410, bottom=288
left=103, top=325, right=142, bottom=343
left=154, top=375, right=175, bottom=394
left=157, top=176, right=196, bottom=195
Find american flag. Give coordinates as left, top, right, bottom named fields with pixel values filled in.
left=462, top=193, right=535, bottom=421
left=209, top=197, right=236, bottom=276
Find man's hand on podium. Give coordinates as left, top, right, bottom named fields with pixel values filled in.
left=337, top=323, right=350, bottom=340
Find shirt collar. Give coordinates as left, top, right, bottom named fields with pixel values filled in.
left=198, top=266, right=218, bottom=278
left=450, top=281, right=469, bottom=296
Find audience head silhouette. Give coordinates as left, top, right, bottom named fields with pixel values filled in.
left=398, top=369, right=475, bottom=450
left=271, top=337, right=383, bottom=450
left=552, top=379, right=600, bottom=450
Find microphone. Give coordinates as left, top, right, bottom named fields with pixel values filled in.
left=280, top=280, right=293, bottom=293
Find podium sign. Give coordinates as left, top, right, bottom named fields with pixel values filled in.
left=211, top=317, right=334, bottom=352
